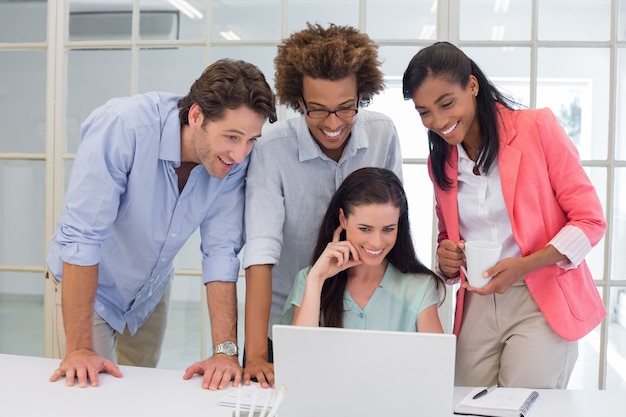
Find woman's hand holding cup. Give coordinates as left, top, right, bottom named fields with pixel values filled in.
left=460, top=240, right=502, bottom=289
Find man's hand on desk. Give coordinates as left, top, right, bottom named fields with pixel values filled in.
left=49, top=349, right=122, bottom=388
left=243, top=358, right=274, bottom=388
left=183, top=354, right=242, bottom=390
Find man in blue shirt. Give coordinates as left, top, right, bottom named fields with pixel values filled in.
left=242, top=23, right=403, bottom=387
left=46, top=59, right=276, bottom=389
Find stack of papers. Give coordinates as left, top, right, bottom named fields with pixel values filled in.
left=217, top=383, right=286, bottom=417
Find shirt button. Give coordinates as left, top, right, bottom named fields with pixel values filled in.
left=359, top=313, right=364, bottom=318
left=170, top=233, right=176, bottom=238
left=161, top=258, right=167, bottom=262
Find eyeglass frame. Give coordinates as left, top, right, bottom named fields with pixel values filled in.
left=300, top=97, right=359, bottom=119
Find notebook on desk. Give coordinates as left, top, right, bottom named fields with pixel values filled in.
left=272, top=325, right=456, bottom=417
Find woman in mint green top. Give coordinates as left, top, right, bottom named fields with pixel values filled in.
left=282, top=167, right=445, bottom=332
left=283, top=264, right=440, bottom=331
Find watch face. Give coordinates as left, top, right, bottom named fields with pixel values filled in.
left=215, top=341, right=238, bottom=356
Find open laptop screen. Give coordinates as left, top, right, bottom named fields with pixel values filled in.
left=273, top=325, right=456, bottom=417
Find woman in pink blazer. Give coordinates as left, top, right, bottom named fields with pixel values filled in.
left=402, top=42, right=606, bottom=389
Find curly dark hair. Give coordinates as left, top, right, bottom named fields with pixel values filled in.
left=274, top=22, right=384, bottom=112
left=178, top=58, right=277, bottom=126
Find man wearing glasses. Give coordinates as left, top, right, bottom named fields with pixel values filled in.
left=242, top=23, right=403, bottom=387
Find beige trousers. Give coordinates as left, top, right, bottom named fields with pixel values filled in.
left=455, top=283, right=577, bottom=389
left=49, top=271, right=171, bottom=368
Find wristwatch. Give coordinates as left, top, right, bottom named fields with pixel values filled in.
left=213, top=341, right=238, bottom=356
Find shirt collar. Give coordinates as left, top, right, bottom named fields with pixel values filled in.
left=456, top=143, right=472, bottom=163
left=378, top=263, right=394, bottom=289
left=456, top=143, right=479, bottom=173
left=158, top=106, right=183, bottom=164
left=295, top=114, right=369, bottom=163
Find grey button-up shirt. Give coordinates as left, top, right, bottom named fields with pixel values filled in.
left=243, top=110, right=403, bottom=333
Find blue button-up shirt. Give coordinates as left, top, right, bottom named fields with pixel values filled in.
left=47, top=92, right=246, bottom=334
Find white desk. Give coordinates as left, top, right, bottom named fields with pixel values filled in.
left=1, top=353, right=622, bottom=416
left=1, top=353, right=232, bottom=416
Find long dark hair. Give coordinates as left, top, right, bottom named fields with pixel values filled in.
left=312, top=167, right=444, bottom=328
left=402, top=42, right=519, bottom=190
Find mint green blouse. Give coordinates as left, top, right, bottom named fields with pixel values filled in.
left=281, top=264, right=440, bottom=331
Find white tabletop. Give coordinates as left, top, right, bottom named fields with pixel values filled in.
left=1, top=353, right=232, bottom=416
left=1, top=353, right=622, bottom=417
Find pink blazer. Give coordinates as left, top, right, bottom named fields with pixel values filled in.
left=430, top=104, right=606, bottom=341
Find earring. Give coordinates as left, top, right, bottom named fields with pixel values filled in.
left=474, top=91, right=478, bottom=97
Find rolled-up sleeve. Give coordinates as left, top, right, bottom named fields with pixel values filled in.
left=53, top=108, right=134, bottom=268
left=549, top=225, right=592, bottom=270
left=200, top=159, right=248, bottom=283
left=538, top=108, right=605, bottom=267
left=242, top=144, right=285, bottom=268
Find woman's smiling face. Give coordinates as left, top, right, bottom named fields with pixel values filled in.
left=410, top=74, right=480, bottom=147
left=339, top=203, right=400, bottom=266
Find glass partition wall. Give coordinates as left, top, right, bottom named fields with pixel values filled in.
left=1, top=0, right=625, bottom=390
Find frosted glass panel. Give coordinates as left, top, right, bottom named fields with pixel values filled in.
left=65, top=160, right=73, bottom=189
left=211, top=0, right=280, bottom=40
left=460, top=0, right=531, bottom=41
left=138, top=47, right=206, bottom=94
left=69, top=0, right=132, bottom=41
left=0, top=161, right=45, bottom=266
left=0, top=51, right=46, bottom=153
left=617, top=48, right=626, bottom=161
left=611, top=168, right=626, bottom=281
left=607, top=287, right=626, bottom=390
left=66, top=49, right=131, bottom=153
left=368, top=75, right=429, bottom=160
left=537, top=48, right=609, bottom=160
left=0, top=271, right=43, bottom=297
left=366, top=0, right=436, bottom=40
left=174, top=230, right=202, bottom=270
left=569, top=321, right=601, bottom=389
left=287, top=0, right=358, bottom=34
left=0, top=272, right=44, bottom=357
left=404, top=164, right=434, bottom=265
left=462, top=47, right=531, bottom=106
left=158, top=274, right=204, bottom=369
left=377, top=46, right=430, bottom=159
left=380, top=45, right=423, bottom=78
left=0, top=1, right=47, bottom=43
left=538, top=0, right=610, bottom=41
left=70, top=1, right=195, bottom=41
left=585, top=167, right=607, bottom=282
left=140, top=0, right=205, bottom=41
left=620, top=0, right=626, bottom=41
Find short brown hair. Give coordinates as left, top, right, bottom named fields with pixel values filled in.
left=178, top=58, right=277, bottom=126
left=274, top=22, right=384, bottom=113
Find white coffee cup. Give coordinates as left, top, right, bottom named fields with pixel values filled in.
left=460, top=240, right=502, bottom=288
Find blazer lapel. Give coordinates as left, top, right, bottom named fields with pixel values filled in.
left=497, top=106, right=521, bottom=225
left=442, top=147, right=461, bottom=241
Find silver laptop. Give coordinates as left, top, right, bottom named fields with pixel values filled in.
left=272, top=324, right=456, bottom=417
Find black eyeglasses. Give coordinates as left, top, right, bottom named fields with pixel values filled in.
left=302, top=98, right=359, bottom=119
